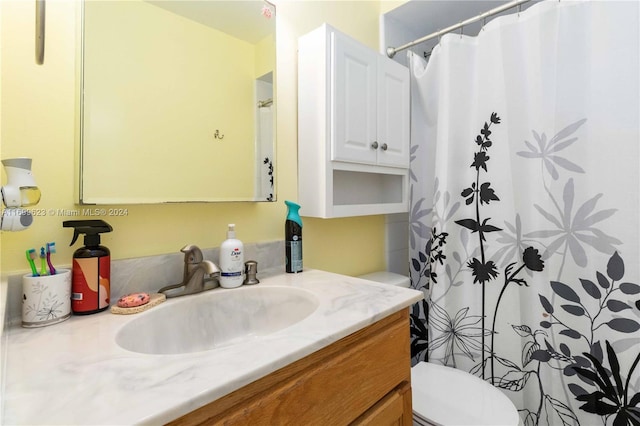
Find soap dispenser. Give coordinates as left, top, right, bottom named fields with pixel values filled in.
left=219, top=224, right=244, bottom=288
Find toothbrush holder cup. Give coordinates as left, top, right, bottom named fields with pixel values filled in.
left=22, top=269, right=72, bottom=328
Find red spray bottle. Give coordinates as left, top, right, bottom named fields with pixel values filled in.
left=63, top=220, right=113, bottom=315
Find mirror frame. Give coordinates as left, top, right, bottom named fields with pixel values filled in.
left=77, top=0, right=277, bottom=205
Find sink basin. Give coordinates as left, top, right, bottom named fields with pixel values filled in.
left=116, top=286, right=319, bottom=355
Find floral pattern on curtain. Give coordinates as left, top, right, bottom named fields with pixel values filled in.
left=407, top=1, right=639, bottom=425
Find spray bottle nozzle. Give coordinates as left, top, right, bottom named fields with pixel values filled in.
left=285, top=200, right=302, bottom=228
left=63, top=220, right=113, bottom=247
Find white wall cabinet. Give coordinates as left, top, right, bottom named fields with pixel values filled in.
left=298, top=24, right=410, bottom=218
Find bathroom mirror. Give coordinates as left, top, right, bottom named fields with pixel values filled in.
left=79, top=0, right=276, bottom=204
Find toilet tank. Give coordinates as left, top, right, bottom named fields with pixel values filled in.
left=358, top=271, right=410, bottom=288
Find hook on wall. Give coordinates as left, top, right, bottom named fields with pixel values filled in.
left=214, top=130, right=224, bottom=140
left=35, top=0, right=45, bottom=65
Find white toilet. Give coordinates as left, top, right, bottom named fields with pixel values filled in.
left=358, top=272, right=520, bottom=426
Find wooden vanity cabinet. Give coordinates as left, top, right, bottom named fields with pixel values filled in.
left=168, top=309, right=413, bottom=426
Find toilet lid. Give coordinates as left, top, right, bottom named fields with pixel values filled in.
left=411, top=362, right=519, bottom=426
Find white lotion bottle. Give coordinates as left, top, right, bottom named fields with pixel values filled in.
left=219, top=224, right=244, bottom=288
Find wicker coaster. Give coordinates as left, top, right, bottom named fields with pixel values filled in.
left=110, top=293, right=166, bottom=315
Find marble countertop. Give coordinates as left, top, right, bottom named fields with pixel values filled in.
left=2, top=269, right=423, bottom=425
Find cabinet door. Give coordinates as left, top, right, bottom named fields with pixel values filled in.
left=331, top=31, right=378, bottom=165
left=376, top=57, right=410, bottom=168
left=351, top=382, right=412, bottom=426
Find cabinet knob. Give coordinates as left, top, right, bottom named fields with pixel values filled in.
left=371, top=141, right=379, bottom=150
left=380, top=143, right=388, bottom=151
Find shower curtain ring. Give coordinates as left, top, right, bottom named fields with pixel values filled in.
left=482, top=17, right=486, bottom=31
left=459, top=25, right=464, bottom=39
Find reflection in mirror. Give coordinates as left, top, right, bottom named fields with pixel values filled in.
left=80, top=0, right=276, bottom=204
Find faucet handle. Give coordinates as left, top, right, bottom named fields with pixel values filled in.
left=180, top=244, right=203, bottom=264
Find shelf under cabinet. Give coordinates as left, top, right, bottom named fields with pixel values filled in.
left=333, top=170, right=404, bottom=205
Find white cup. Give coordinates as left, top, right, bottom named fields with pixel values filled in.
left=22, top=269, right=72, bottom=328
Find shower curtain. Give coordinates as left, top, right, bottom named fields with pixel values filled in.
left=408, top=1, right=639, bottom=425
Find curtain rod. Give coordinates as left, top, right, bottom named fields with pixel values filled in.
left=386, top=0, right=531, bottom=58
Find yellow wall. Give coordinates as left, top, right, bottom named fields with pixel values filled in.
left=379, top=0, right=406, bottom=15
left=0, top=0, right=385, bottom=276
left=256, top=33, right=275, bottom=79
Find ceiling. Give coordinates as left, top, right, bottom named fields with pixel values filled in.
left=146, top=1, right=275, bottom=44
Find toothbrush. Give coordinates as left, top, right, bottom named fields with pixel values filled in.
left=46, top=242, right=57, bottom=275
left=25, top=249, right=39, bottom=276
left=39, top=247, right=48, bottom=276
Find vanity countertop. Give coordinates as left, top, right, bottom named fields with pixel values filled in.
left=1, top=269, right=423, bottom=425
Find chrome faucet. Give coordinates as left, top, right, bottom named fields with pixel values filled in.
left=159, top=245, right=220, bottom=298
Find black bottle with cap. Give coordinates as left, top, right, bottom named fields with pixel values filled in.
left=285, top=201, right=303, bottom=273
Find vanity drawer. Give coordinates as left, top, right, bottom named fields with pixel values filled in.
left=351, top=381, right=411, bottom=426
left=168, top=309, right=412, bottom=425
